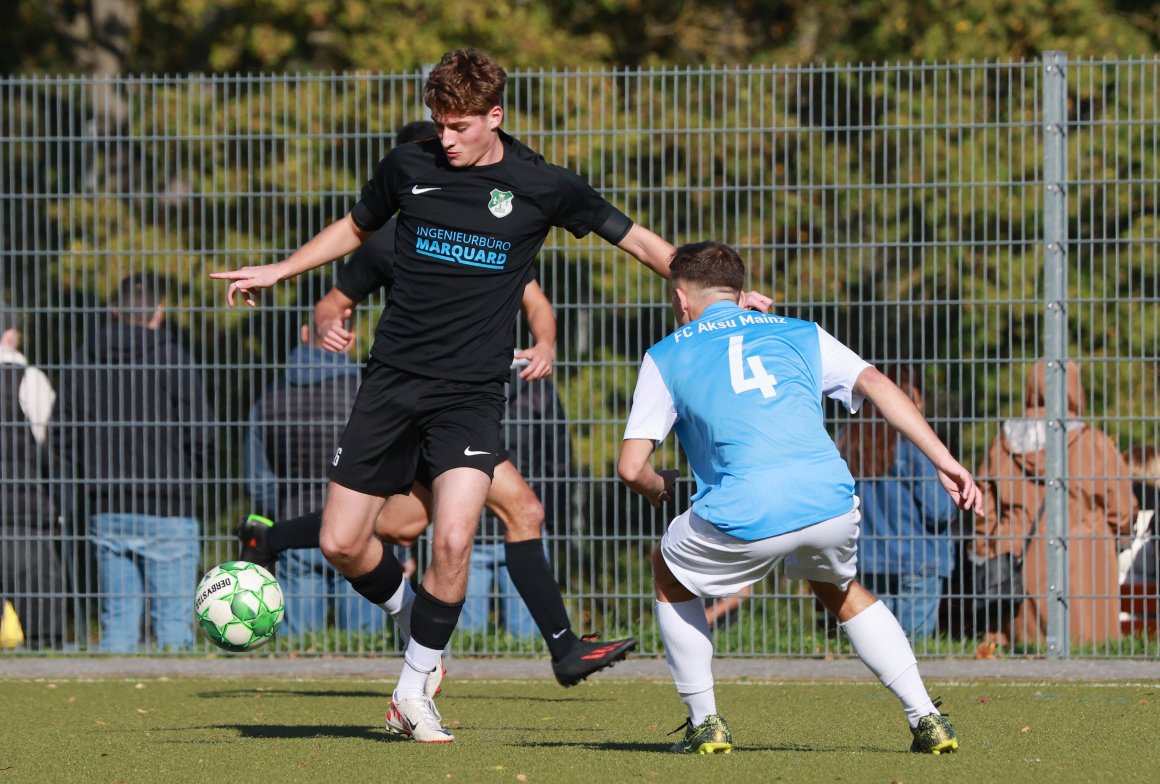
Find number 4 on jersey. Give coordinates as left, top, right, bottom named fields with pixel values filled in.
left=729, top=335, right=777, bottom=398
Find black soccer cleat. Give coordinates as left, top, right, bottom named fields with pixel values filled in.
left=551, top=633, right=637, bottom=687
left=236, top=513, right=276, bottom=573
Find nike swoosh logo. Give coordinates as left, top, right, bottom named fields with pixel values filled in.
left=551, top=629, right=568, bottom=639
left=464, top=447, right=491, bottom=456
left=412, top=185, right=441, bottom=194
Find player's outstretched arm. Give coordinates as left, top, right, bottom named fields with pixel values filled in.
left=314, top=288, right=357, bottom=353
left=616, top=223, right=676, bottom=279
left=211, top=214, right=371, bottom=307
left=515, top=279, right=556, bottom=380
left=853, top=366, right=984, bottom=515
left=618, top=438, right=679, bottom=509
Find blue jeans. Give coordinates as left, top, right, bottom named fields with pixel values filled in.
left=279, top=547, right=386, bottom=635
left=90, top=513, right=199, bottom=652
left=863, top=573, right=944, bottom=639
left=461, top=542, right=537, bottom=638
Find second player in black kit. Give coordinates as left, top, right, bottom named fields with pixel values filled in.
left=213, top=48, right=676, bottom=743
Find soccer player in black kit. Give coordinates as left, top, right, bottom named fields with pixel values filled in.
left=213, top=49, right=676, bottom=742
left=238, top=120, right=637, bottom=692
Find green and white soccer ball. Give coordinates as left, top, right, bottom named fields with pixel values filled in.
left=194, top=561, right=284, bottom=652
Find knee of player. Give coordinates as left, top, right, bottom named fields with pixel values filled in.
left=382, top=531, right=418, bottom=548
left=319, top=530, right=360, bottom=567
left=505, top=494, right=545, bottom=537
left=432, top=528, right=476, bottom=563
left=374, top=510, right=427, bottom=549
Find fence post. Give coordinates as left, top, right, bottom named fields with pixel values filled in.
left=418, top=63, right=434, bottom=116
left=1042, top=51, right=1070, bottom=658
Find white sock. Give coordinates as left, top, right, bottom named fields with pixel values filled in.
left=891, top=664, right=940, bottom=728
left=396, top=638, right=442, bottom=698
left=655, top=599, right=716, bottom=725
left=380, top=579, right=414, bottom=644
left=681, top=689, right=718, bottom=728
left=841, top=600, right=937, bottom=728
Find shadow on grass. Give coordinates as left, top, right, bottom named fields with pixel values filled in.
left=514, top=740, right=903, bottom=754
left=449, top=693, right=614, bottom=704
left=197, top=689, right=614, bottom=706
left=197, top=689, right=386, bottom=699
left=189, top=724, right=393, bottom=742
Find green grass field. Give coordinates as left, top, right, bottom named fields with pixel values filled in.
left=1, top=676, right=1156, bottom=783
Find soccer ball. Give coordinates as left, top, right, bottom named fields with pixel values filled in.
left=194, top=561, right=284, bottom=652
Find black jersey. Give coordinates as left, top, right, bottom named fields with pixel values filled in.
left=350, top=131, right=630, bottom=382
left=338, top=215, right=536, bottom=342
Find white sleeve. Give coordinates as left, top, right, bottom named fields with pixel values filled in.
left=816, top=325, right=871, bottom=413
left=623, top=353, right=677, bottom=443
left=19, top=366, right=56, bottom=447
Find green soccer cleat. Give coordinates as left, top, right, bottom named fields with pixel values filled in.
left=669, top=714, right=733, bottom=755
left=910, top=713, right=959, bottom=754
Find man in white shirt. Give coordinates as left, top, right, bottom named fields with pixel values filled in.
left=1, top=301, right=65, bottom=649
left=618, top=242, right=983, bottom=755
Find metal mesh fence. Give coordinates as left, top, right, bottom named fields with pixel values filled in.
left=1, top=56, right=1157, bottom=659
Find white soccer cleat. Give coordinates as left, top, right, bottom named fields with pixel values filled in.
left=385, top=691, right=454, bottom=743
left=424, top=658, right=446, bottom=721
left=426, top=658, right=446, bottom=699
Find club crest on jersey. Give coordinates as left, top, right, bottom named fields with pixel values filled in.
left=488, top=189, right=514, bottom=218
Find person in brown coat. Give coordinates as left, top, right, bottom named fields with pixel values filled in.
left=975, top=360, right=1137, bottom=646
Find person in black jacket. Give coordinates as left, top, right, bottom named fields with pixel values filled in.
left=54, top=274, right=214, bottom=652
left=0, top=300, right=66, bottom=649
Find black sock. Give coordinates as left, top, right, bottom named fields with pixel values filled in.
left=410, top=584, right=465, bottom=651
left=346, top=545, right=404, bottom=604
left=505, top=539, right=577, bottom=658
left=266, top=510, right=323, bottom=554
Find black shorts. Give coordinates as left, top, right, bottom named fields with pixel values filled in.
left=329, top=358, right=506, bottom=497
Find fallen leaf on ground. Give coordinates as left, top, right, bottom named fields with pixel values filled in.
left=974, top=641, right=1000, bottom=659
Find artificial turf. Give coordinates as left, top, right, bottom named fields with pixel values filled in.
left=0, top=676, right=1155, bottom=783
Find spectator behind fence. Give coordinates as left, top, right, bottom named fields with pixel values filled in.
left=0, top=299, right=66, bottom=649
left=462, top=361, right=573, bottom=639
left=974, top=359, right=1137, bottom=646
left=54, top=274, right=214, bottom=652
left=837, top=364, right=959, bottom=639
left=1123, top=447, right=1159, bottom=586
left=244, top=280, right=386, bottom=636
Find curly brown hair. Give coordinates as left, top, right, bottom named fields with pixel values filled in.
left=423, top=49, right=507, bottom=119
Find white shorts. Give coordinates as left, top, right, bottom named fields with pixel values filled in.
left=659, top=499, right=861, bottom=598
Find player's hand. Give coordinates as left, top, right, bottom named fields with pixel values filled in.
left=209, top=262, right=288, bottom=307
left=318, top=308, right=354, bottom=353
left=515, top=343, right=555, bottom=380
left=937, top=458, right=985, bottom=516
left=740, top=290, right=773, bottom=313
left=652, top=468, right=681, bottom=508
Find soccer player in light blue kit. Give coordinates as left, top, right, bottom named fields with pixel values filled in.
left=618, top=242, right=983, bottom=755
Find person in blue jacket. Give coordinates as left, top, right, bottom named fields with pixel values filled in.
left=838, top=365, right=959, bottom=639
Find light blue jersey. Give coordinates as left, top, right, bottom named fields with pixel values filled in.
left=624, top=301, right=870, bottom=541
